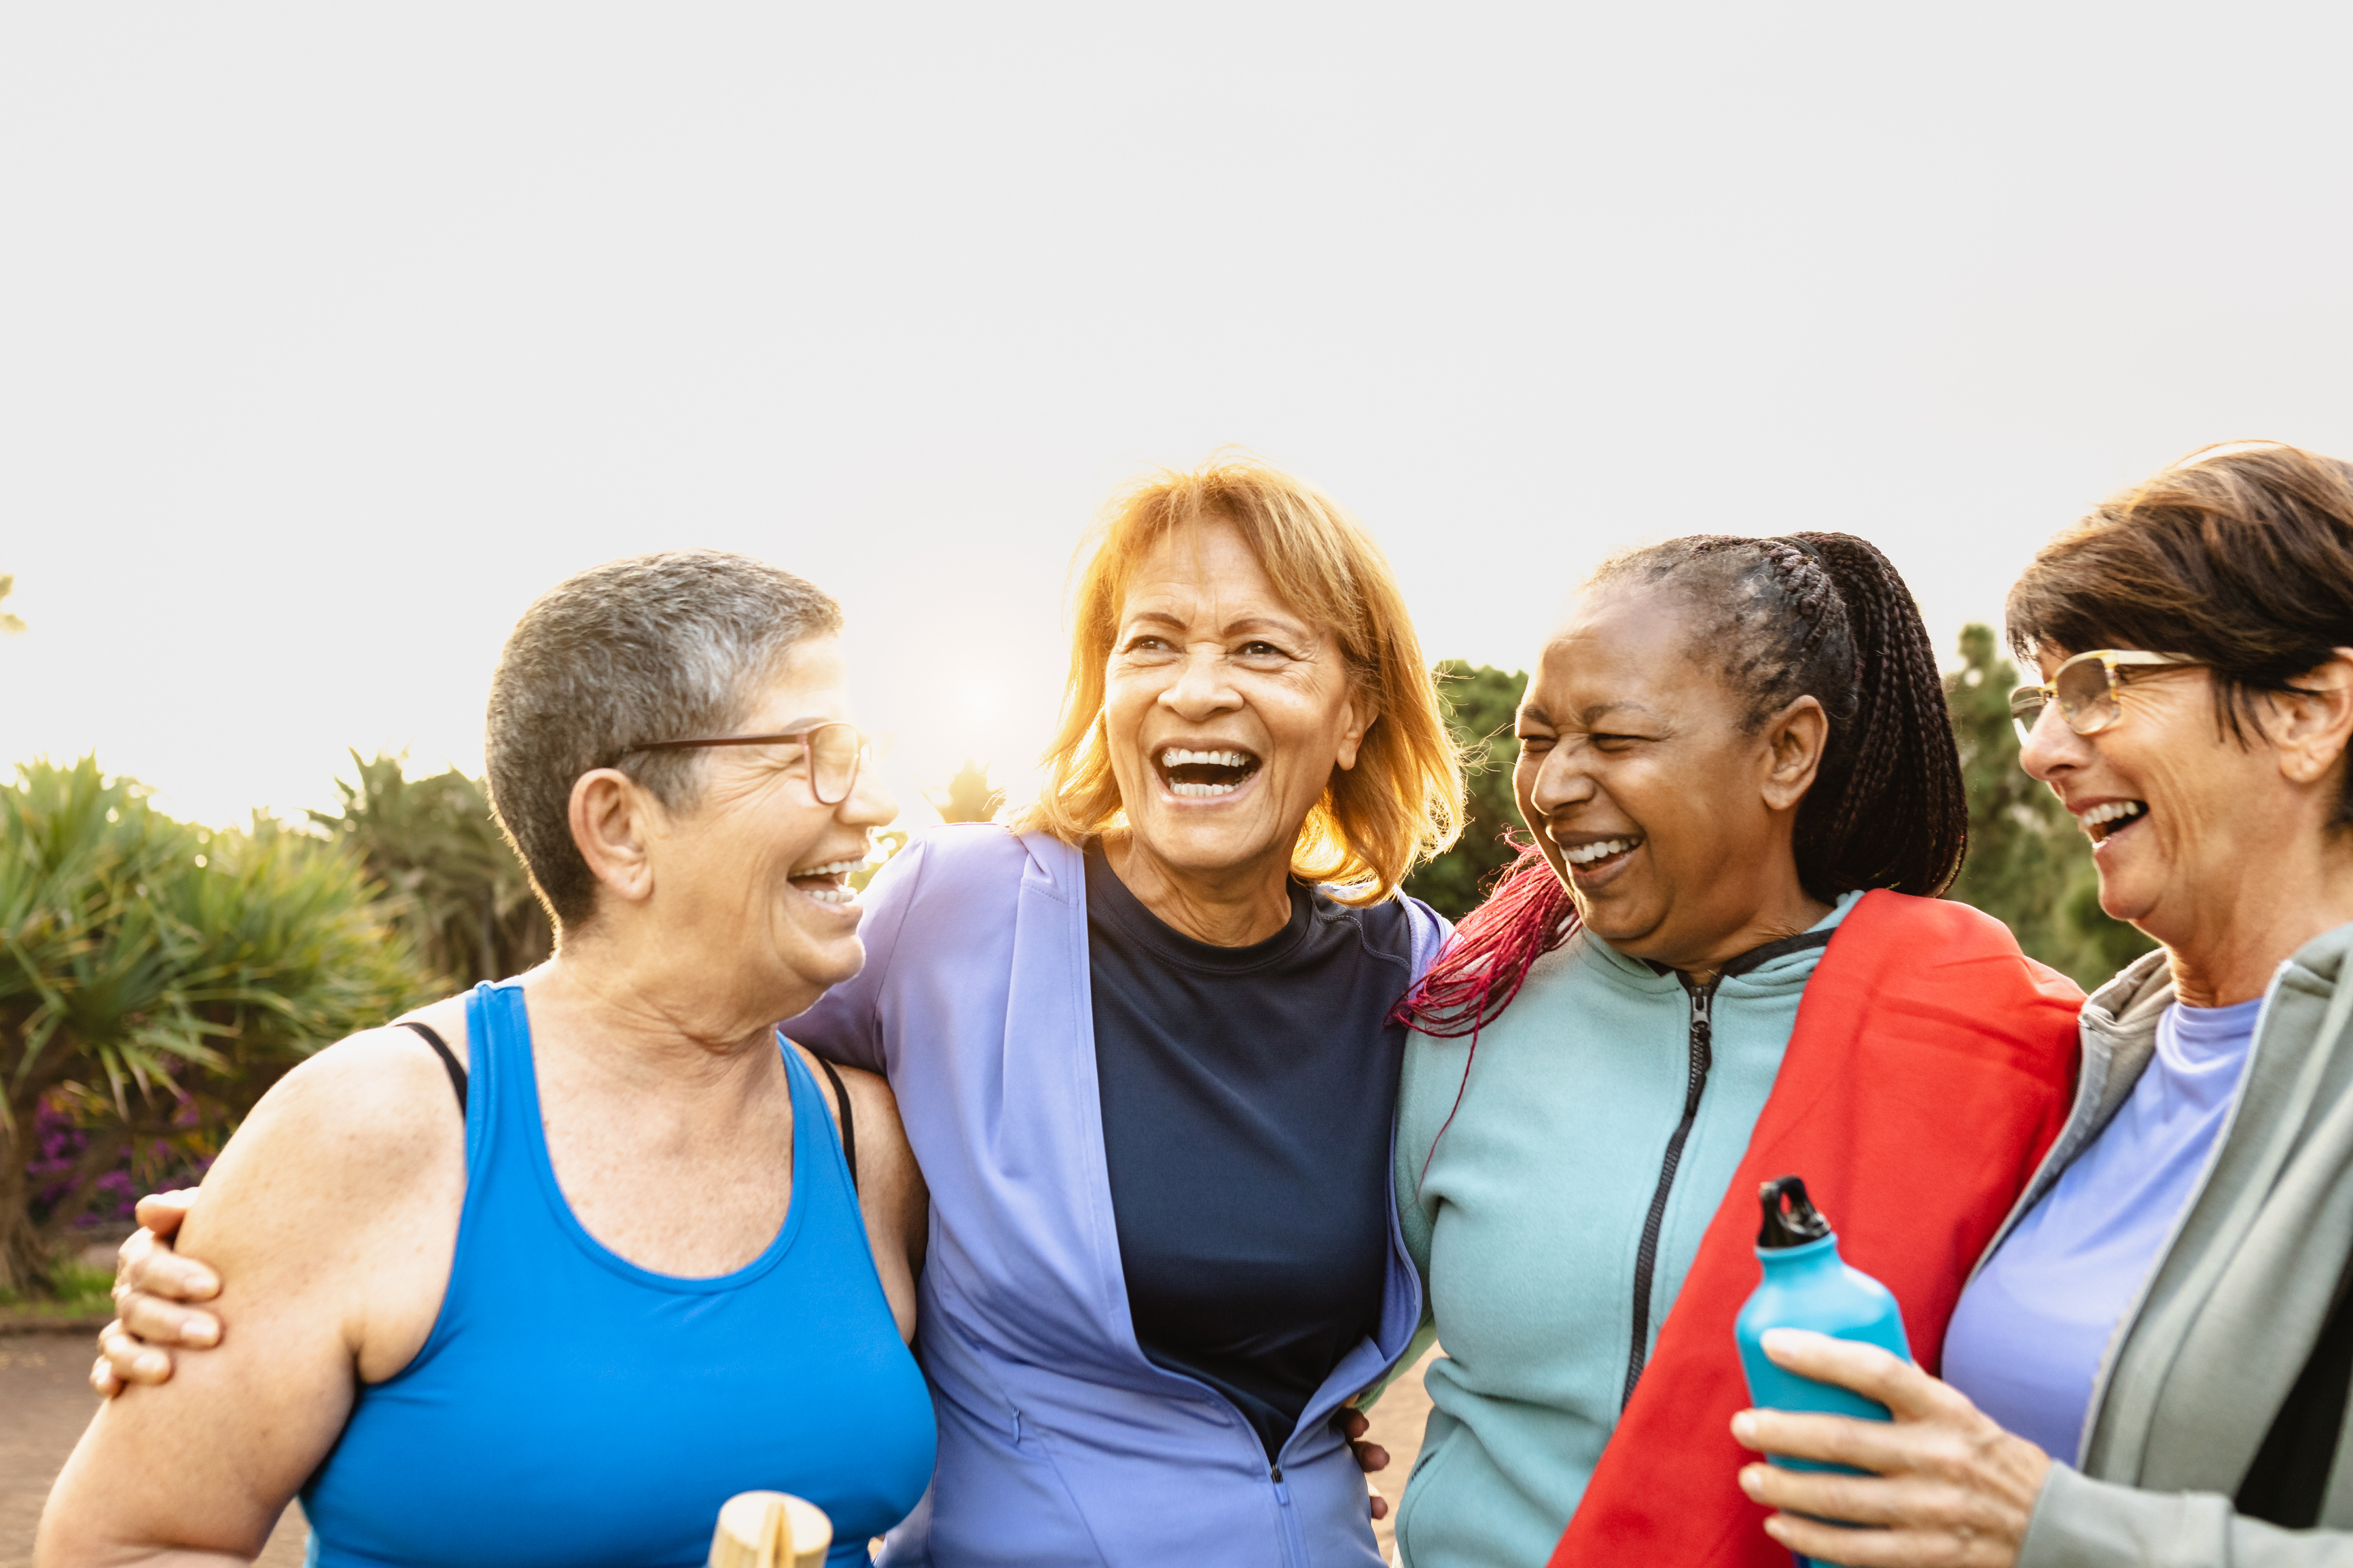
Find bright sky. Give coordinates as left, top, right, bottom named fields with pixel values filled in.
left=4, top=6, right=2350, bottom=831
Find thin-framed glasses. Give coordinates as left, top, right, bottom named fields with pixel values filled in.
left=617, top=722, right=872, bottom=805
left=2009, top=650, right=2202, bottom=746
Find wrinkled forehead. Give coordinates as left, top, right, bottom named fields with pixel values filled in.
left=1113, top=517, right=1323, bottom=639
left=1521, top=581, right=1717, bottom=718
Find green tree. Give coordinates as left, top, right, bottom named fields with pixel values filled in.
left=307, top=752, right=554, bottom=989
left=1, top=759, right=429, bottom=1290
left=1944, top=623, right=2155, bottom=989
left=928, top=759, right=1007, bottom=825
left=1403, top=662, right=1529, bottom=920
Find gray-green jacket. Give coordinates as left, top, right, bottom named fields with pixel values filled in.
left=2004, top=920, right=2353, bottom=1567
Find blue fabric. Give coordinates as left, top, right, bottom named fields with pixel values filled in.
left=302, top=979, right=936, bottom=1568
left=786, top=826, right=1450, bottom=1568
left=1945, top=996, right=2263, bottom=1463
left=1085, top=839, right=1413, bottom=1461
left=1390, top=893, right=1861, bottom=1568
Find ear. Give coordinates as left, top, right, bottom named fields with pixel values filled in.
left=2271, top=649, right=2353, bottom=790
left=1760, top=695, right=1829, bottom=813
left=1332, top=689, right=1378, bottom=772
left=569, top=768, right=662, bottom=912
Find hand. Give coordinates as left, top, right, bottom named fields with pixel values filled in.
left=90, top=1189, right=221, bottom=1398
left=1729, top=1329, right=2051, bottom=1568
left=1335, top=1406, right=1393, bottom=1521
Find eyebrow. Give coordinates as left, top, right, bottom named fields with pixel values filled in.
left=1577, top=701, right=1664, bottom=725
left=1119, top=608, right=1314, bottom=640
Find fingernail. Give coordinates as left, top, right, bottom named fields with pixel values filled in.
left=137, top=1352, right=166, bottom=1378
left=186, top=1318, right=219, bottom=1347
left=191, top=1272, right=219, bottom=1296
left=1731, top=1411, right=1756, bottom=1442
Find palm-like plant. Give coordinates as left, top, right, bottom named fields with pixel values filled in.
left=1, top=759, right=427, bottom=1291
left=308, top=751, right=552, bottom=990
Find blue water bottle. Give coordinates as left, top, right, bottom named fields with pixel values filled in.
left=1734, top=1176, right=1911, bottom=1567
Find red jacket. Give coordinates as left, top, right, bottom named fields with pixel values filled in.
left=1547, top=891, right=2083, bottom=1567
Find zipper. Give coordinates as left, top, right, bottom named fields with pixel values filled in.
left=1621, top=976, right=1717, bottom=1409
left=1270, top=1462, right=1308, bottom=1568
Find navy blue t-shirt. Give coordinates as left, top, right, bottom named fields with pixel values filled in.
left=1084, top=840, right=1414, bottom=1461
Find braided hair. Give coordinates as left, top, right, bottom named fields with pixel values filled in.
left=1399, top=532, right=1966, bottom=1048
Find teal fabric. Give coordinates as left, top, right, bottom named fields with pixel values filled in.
left=1391, top=892, right=1860, bottom=1568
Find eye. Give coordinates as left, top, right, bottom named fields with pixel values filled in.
left=1589, top=731, right=1645, bottom=751
left=1118, top=634, right=1177, bottom=657
left=1515, top=731, right=1556, bottom=755
left=1235, top=639, right=1293, bottom=661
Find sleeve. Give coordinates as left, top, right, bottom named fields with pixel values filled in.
left=2018, top=1464, right=2353, bottom=1567
left=781, top=834, right=931, bottom=1076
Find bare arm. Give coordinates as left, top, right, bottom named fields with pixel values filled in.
left=796, top=1047, right=925, bottom=1343
left=41, top=1028, right=465, bottom=1566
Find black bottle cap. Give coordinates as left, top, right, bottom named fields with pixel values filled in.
left=1757, top=1175, right=1833, bottom=1249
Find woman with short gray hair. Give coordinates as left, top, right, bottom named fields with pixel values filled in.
left=40, top=550, right=936, bottom=1568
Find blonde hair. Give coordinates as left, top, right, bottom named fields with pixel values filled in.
left=1011, top=454, right=1463, bottom=904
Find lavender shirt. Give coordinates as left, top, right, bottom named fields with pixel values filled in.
left=1943, top=996, right=2263, bottom=1461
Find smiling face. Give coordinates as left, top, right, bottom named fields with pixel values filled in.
left=640, top=636, right=897, bottom=1011
left=1101, top=517, right=1370, bottom=897
left=1513, top=581, right=1829, bottom=972
left=2017, top=647, right=2303, bottom=951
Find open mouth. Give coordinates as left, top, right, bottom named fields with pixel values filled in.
left=2081, top=801, right=2148, bottom=845
left=788, top=857, right=863, bottom=907
left=1562, top=835, right=1642, bottom=875
left=1156, top=747, right=1262, bottom=800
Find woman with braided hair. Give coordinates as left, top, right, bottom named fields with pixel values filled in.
left=1383, top=534, right=2083, bottom=1568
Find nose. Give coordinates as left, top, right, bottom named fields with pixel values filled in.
left=1159, top=642, right=1243, bottom=721
left=839, top=765, right=899, bottom=832
left=2017, top=699, right=2086, bottom=784
left=1528, top=742, right=1596, bottom=819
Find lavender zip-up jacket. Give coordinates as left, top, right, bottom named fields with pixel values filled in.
left=785, top=825, right=1449, bottom=1567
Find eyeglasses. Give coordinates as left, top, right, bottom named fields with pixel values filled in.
left=617, top=722, right=872, bottom=805
left=2009, top=650, right=2202, bottom=745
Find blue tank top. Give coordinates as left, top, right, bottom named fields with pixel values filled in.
left=302, top=980, right=936, bottom=1568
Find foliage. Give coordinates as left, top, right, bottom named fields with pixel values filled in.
left=1403, top=662, right=1529, bottom=921
left=850, top=830, right=910, bottom=893
left=928, top=759, right=1007, bottom=825
left=308, top=751, right=552, bottom=989
left=0, top=572, right=23, bottom=636
left=0, top=758, right=430, bottom=1291
left=1944, top=624, right=2156, bottom=989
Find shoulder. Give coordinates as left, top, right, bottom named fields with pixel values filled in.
left=1315, top=886, right=1449, bottom=972
left=179, top=1012, right=472, bottom=1268
left=877, top=824, right=1067, bottom=911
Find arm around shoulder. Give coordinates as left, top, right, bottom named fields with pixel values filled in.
left=37, top=1027, right=467, bottom=1567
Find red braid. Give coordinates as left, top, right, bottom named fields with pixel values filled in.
left=1392, top=837, right=1581, bottom=1191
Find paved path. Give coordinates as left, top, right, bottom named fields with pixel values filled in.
left=7, top=1329, right=1440, bottom=1567
left=1, top=1332, right=305, bottom=1568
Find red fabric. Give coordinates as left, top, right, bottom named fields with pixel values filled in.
left=1545, top=890, right=2083, bottom=1568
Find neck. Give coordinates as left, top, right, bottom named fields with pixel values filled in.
left=2162, top=830, right=2353, bottom=1006
left=1104, top=830, right=1295, bottom=947
left=1646, top=878, right=1834, bottom=987
left=524, top=930, right=798, bottom=1097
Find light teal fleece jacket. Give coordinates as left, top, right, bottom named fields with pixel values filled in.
left=1390, top=892, right=1861, bottom=1568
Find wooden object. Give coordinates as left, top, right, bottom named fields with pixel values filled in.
left=708, top=1491, right=833, bottom=1568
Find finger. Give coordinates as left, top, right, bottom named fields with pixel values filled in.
left=90, top=1353, right=121, bottom=1398
left=97, top=1321, right=177, bottom=1387
left=1761, top=1511, right=1913, bottom=1568
left=1371, top=1495, right=1390, bottom=1521
left=1739, top=1461, right=1916, bottom=1529
left=1353, top=1442, right=1391, bottom=1474
left=132, top=1188, right=198, bottom=1237
left=1736, top=1406, right=1954, bottom=1478
left=1759, top=1330, right=1958, bottom=1422
left=118, top=1236, right=219, bottom=1304
left=115, top=1286, right=221, bottom=1349
left=1336, top=1408, right=1369, bottom=1440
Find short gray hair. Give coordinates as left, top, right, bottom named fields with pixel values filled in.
left=485, top=550, right=843, bottom=929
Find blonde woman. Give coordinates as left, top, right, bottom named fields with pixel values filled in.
left=103, top=458, right=1464, bottom=1568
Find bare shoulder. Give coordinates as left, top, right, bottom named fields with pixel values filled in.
left=181, top=1007, right=473, bottom=1270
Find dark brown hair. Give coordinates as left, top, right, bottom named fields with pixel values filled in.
left=1402, top=532, right=1967, bottom=1044
left=2005, top=442, right=2353, bottom=822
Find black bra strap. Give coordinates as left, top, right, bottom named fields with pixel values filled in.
left=814, top=1054, right=860, bottom=1197
left=399, top=1021, right=467, bottom=1114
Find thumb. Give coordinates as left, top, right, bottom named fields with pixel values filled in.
left=134, top=1187, right=199, bottom=1239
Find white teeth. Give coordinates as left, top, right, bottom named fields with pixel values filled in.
left=1565, top=838, right=1636, bottom=866
left=1158, top=748, right=1254, bottom=769
left=793, top=859, right=861, bottom=877
left=800, top=884, right=857, bottom=905
left=2080, top=801, right=2147, bottom=827
left=1168, top=780, right=1242, bottom=798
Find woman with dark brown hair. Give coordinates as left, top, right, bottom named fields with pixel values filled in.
left=1734, top=443, right=2353, bottom=1567
left=1386, top=534, right=2083, bottom=1568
